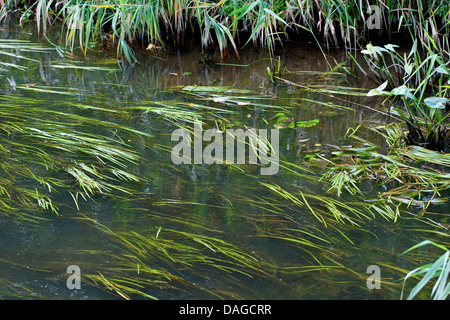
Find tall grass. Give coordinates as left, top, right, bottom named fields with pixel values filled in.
left=354, top=39, right=450, bottom=151
left=1, top=1, right=449, bottom=63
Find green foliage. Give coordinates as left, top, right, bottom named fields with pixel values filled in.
left=401, top=240, right=450, bottom=300
left=77, top=216, right=269, bottom=299
left=1, top=9, right=450, bottom=299
left=321, top=124, right=450, bottom=215
left=272, top=111, right=319, bottom=129
left=355, top=40, right=450, bottom=151
left=0, top=39, right=152, bottom=217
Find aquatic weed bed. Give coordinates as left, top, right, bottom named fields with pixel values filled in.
left=0, top=23, right=449, bottom=300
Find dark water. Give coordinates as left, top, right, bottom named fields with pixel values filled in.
left=0, top=22, right=448, bottom=300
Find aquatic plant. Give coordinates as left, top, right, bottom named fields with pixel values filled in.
left=0, top=38, right=156, bottom=219
left=320, top=124, right=450, bottom=216
left=73, top=214, right=272, bottom=299
left=354, top=40, right=450, bottom=151
left=0, top=95, right=151, bottom=214
left=401, top=240, right=450, bottom=300
left=1, top=21, right=449, bottom=300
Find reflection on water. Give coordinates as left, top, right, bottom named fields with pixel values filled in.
left=0, top=22, right=447, bottom=300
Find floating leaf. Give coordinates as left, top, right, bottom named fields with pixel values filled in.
left=296, top=119, right=320, bottom=128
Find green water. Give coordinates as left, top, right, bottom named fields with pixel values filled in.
left=0, top=23, right=448, bottom=300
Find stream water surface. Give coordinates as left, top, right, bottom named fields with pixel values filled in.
left=0, top=22, right=448, bottom=300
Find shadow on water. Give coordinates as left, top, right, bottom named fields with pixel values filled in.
left=0, top=22, right=448, bottom=300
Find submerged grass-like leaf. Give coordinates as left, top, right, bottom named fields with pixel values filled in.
left=72, top=213, right=272, bottom=299
left=319, top=125, right=450, bottom=215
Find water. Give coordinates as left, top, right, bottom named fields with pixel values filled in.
left=0, top=23, right=448, bottom=300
